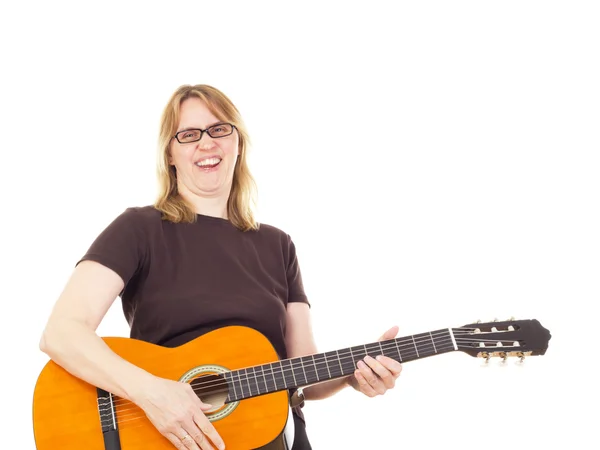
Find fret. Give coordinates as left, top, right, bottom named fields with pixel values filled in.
left=254, top=366, right=267, bottom=395
left=247, top=367, right=257, bottom=396
left=224, top=372, right=238, bottom=402
left=380, top=341, right=396, bottom=360
left=280, top=360, right=295, bottom=388
left=335, top=350, right=343, bottom=375
left=264, top=363, right=277, bottom=393
left=298, top=356, right=316, bottom=384
left=322, top=353, right=331, bottom=380
left=295, top=357, right=308, bottom=385
left=411, top=335, right=420, bottom=357
left=429, top=331, right=437, bottom=353
left=273, top=361, right=286, bottom=390
left=416, top=332, right=436, bottom=357
left=435, top=328, right=456, bottom=352
left=323, top=350, right=343, bottom=378
left=352, top=344, right=367, bottom=361
left=238, top=369, right=250, bottom=399
left=394, top=338, right=403, bottom=361
left=312, top=355, right=319, bottom=382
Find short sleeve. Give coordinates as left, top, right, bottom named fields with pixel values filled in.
left=286, top=235, right=310, bottom=307
left=76, top=208, right=147, bottom=290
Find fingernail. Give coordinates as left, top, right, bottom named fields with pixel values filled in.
left=357, top=361, right=366, bottom=368
left=376, top=355, right=384, bottom=361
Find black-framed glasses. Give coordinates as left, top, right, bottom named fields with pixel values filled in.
left=173, top=123, right=236, bottom=144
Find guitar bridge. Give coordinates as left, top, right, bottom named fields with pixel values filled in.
left=97, top=388, right=122, bottom=450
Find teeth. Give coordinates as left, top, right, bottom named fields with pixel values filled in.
left=195, top=157, right=221, bottom=167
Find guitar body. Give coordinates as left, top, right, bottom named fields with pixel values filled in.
left=33, top=326, right=292, bottom=450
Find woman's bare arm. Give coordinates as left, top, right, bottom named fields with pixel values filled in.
left=39, top=260, right=224, bottom=450
left=39, top=260, right=154, bottom=400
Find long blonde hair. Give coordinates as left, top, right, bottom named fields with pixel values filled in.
left=154, top=84, right=258, bottom=231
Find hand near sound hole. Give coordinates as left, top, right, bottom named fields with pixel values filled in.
left=349, top=326, right=403, bottom=397
left=137, top=377, right=225, bottom=450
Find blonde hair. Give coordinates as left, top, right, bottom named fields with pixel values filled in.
left=154, top=84, right=258, bottom=231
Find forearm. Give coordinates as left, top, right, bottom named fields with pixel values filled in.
left=39, top=318, right=155, bottom=402
left=302, top=375, right=356, bottom=401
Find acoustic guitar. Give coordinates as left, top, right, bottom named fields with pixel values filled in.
left=32, top=318, right=551, bottom=450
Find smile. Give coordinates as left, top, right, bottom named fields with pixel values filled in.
left=195, top=157, right=222, bottom=169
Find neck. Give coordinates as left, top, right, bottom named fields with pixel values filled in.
left=180, top=189, right=230, bottom=219
left=222, top=328, right=458, bottom=403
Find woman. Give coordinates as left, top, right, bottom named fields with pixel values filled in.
left=39, top=84, right=403, bottom=450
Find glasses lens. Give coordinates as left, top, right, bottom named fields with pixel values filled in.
left=177, top=130, right=202, bottom=143
left=208, top=123, right=233, bottom=138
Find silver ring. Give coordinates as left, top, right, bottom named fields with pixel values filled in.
left=181, top=434, right=191, bottom=441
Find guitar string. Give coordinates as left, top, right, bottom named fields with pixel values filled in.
left=106, top=336, right=517, bottom=419
left=108, top=333, right=522, bottom=423
left=112, top=341, right=460, bottom=429
left=105, top=328, right=519, bottom=414
left=104, top=329, right=468, bottom=411
left=109, top=328, right=515, bottom=409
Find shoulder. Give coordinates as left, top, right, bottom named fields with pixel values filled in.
left=253, top=222, right=302, bottom=257
left=119, top=205, right=163, bottom=222
left=254, top=221, right=292, bottom=243
left=102, top=205, right=162, bottom=235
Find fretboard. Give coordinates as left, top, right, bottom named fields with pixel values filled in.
left=223, top=328, right=457, bottom=403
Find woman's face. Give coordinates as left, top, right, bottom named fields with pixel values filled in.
left=169, top=97, right=239, bottom=201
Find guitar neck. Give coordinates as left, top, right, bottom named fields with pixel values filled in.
left=224, top=327, right=458, bottom=402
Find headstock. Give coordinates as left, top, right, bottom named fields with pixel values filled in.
left=454, top=318, right=551, bottom=363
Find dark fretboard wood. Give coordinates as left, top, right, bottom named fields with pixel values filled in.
left=224, top=328, right=457, bottom=403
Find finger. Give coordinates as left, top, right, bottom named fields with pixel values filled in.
left=165, top=432, right=198, bottom=450
left=363, top=356, right=396, bottom=389
left=378, top=325, right=399, bottom=341
left=193, top=414, right=225, bottom=450
left=375, top=355, right=403, bottom=377
left=357, top=360, right=386, bottom=395
left=354, top=370, right=379, bottom=397
left=179, top=423, right=211, bottom=450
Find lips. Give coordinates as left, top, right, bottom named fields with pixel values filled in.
left=195, top=156, right=222, bottom=169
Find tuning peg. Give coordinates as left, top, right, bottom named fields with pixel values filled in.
left=517, top=352, right=526, bottom=364
left=499, top=352, right=508, bottom=364
left=475, top=319, right=481, bottom=324
left=508, top=316, right=515, bottom=321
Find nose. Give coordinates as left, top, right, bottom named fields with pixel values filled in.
left=197, top=132, right=216, bottom=150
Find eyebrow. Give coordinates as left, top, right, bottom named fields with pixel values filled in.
left=176, top=121, right=225, bottom=133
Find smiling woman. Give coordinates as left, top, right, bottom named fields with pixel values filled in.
left=36, top=84, right=403, bottom=450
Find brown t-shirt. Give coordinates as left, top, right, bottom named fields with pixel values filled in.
left=77, top=205, right=310, bottom=364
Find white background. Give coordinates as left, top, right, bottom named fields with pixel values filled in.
left=1, top=1, right=598, bottom=449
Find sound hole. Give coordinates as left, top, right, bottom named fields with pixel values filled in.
left=189, top=373, right=230, bottom=411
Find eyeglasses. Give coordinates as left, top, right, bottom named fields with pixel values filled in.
left=173, top=123, right=236, bottom=144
